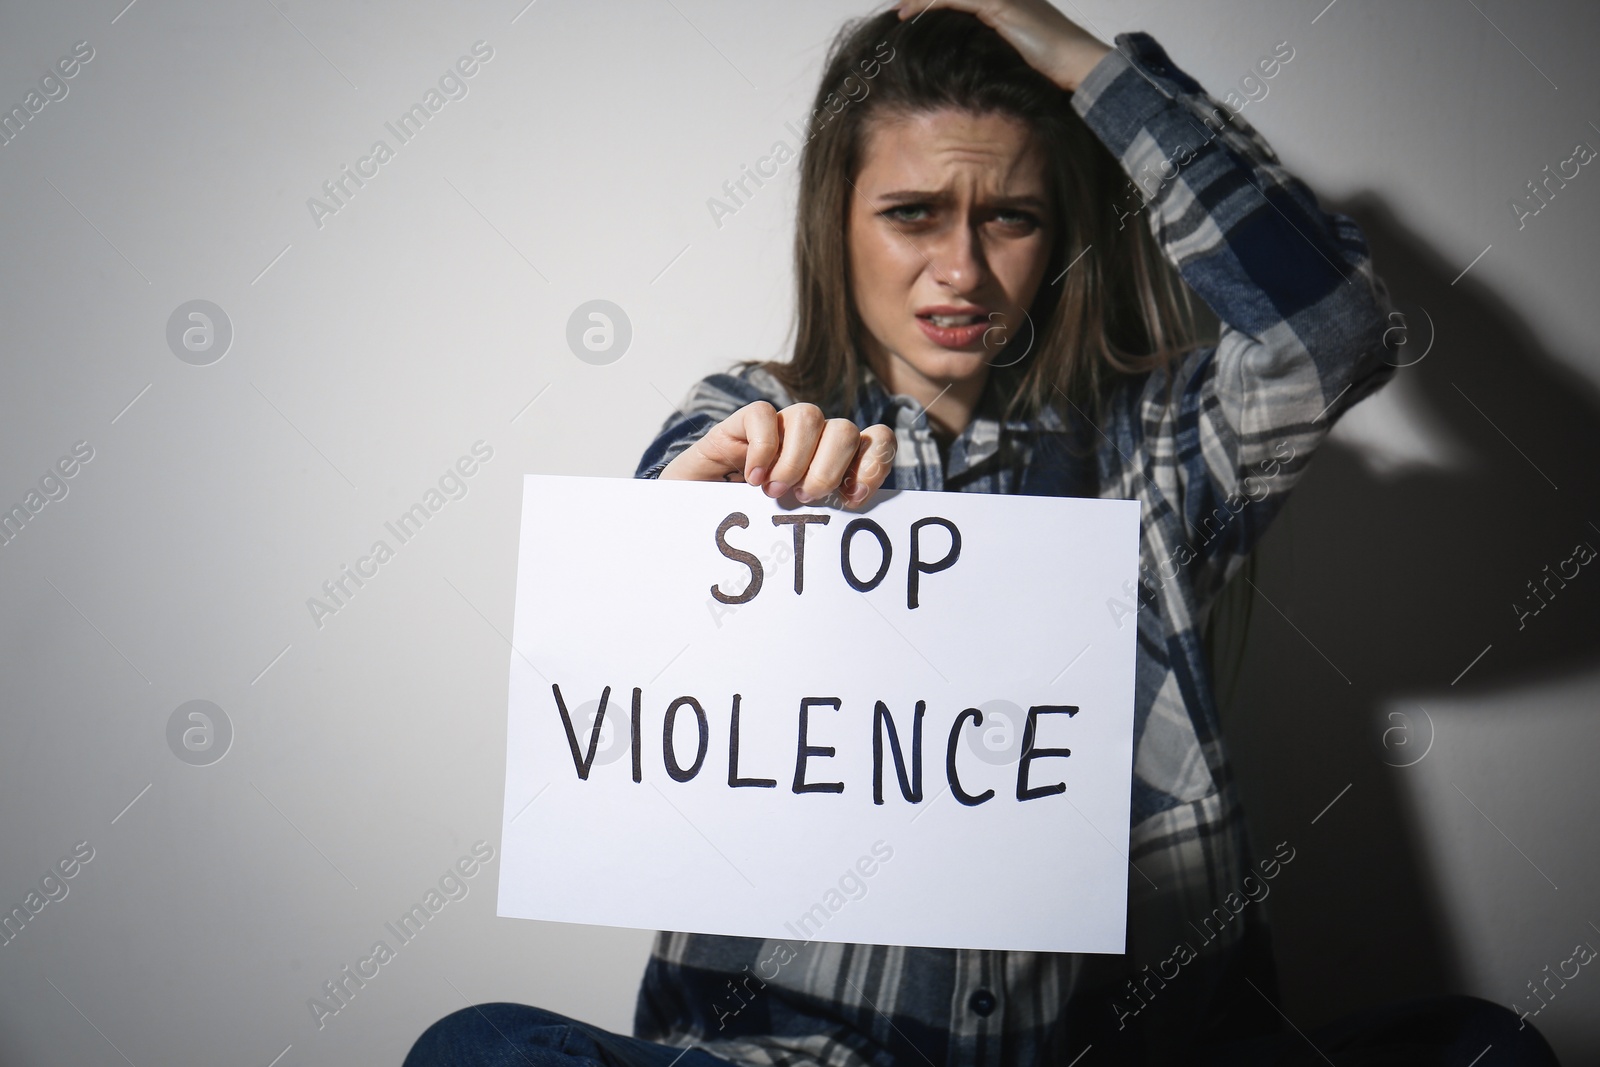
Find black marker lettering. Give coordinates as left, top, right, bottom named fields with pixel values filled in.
left=712, top=512, right=764, bottom=605
left=1017, top=705, right=1077, bottom=801
left=630, top=686, right=643, bottom=783
left=553, top=683, right=609, bottom=781
left=728, top=693, right=776, bottom=788
left=908, top=516, right=961, bottom=609
left=946, top=708, right=994, bottom=805
left=663, top=696, right=710, bottom=782
left=771, top=513, right=831, bottom=594
left=793, top=697, right=845, bottom=794
left=840, top=518, right=892, bottom=592
left=872, top=699, right=925, bottom=804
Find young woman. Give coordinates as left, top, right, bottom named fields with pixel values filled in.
left=408, top=1, right=1559, bottom=1063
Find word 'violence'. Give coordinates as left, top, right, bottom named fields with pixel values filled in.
left=550, top=685, right=1078, bottom=806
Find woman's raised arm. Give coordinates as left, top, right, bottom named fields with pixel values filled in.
left=1071, top=32, right=1395, bottom=605
left=916, top=0, right=1394, bottom=605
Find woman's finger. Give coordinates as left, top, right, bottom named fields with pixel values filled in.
left=732, top=400, right=781, bottom=484
left=766, top=403, right=827, bottom=497
left=795, top=418, right=866, bottom=503
left=893, top=0, right=1109, bottom=92
left=658, top=400, right=775, bottom=482
left=843, top=424, right=897, bottom=508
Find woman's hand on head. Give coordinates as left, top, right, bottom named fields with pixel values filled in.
left=892, top=0, right=1113, bottom=92
left=658, top=400, right=897, bottom=510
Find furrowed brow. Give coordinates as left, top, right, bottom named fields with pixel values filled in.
left=875, top=189, right=1049, bottom=213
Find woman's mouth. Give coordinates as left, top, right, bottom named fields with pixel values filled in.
left=915, top=308, right=993, bottom=350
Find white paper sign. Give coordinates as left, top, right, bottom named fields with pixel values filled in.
left=497, top=474, right=1139, bottom=953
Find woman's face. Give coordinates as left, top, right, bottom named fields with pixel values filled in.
left=847, top=107, right=1054, bottom=399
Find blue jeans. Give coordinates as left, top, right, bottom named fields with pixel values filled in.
left=402, top=1003, right=734, bottom=1067
left=405, top=997, right=1558, bottom=1066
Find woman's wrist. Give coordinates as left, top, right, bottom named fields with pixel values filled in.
left=896, top=0, right=1112, bottom=93
left=978, top=0, right=1113, bottom=92
left=1050, top=37, right=1113, bottom=92
left=657, top=446, right=706, bottom=480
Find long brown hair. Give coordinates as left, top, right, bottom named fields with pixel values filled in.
left=761, top=8, right=1203, bottom=428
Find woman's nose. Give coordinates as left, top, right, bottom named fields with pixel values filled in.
left=928, top=221, right=988, bottom=293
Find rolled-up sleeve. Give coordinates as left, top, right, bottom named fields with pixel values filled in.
left=1074, top=33, right=1396, bottom=604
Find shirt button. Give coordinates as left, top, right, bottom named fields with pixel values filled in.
left=968, top=989, right=997, bottom=1016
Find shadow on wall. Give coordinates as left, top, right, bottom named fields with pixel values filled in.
left=1213, top=193, right=1600, bottom=1036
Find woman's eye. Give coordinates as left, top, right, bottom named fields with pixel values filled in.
left=993, top=210, right=1041, bottom=232
left=880, top=205, right=1040, bottom=230
left=883, top=204, right=931, bottom=224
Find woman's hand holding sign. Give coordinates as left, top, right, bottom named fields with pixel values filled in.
left=660, top=400, right=897, bottom=509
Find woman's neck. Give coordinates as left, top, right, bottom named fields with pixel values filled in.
left=864, top=346, right=990, bottom=438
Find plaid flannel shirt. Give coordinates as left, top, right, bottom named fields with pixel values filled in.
left=629, top=31, right=1395, bottom=1066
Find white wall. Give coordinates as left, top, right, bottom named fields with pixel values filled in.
left=0, top=1, right=1595, bottom=1063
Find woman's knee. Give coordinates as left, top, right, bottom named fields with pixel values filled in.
left=1319, top=994, right=1563, bottom=1065
left=403, top=1002, right=578, bottom=1065
left=1447, top=995, right=1561, bottom=1064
